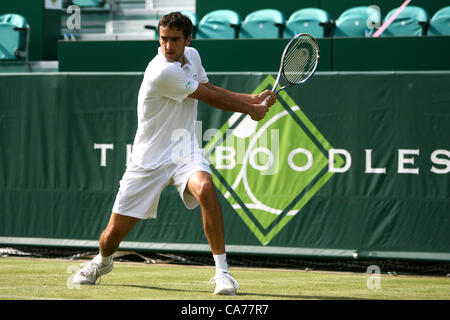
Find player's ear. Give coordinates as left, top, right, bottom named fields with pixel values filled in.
left=185, top=34, right=191, bottom=46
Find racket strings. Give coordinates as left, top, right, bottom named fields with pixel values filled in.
left=282, top=37, right=318, bottom=84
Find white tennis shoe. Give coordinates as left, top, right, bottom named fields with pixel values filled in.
left=73, top=254, right=113, bottom=285
left=209, top=272, right=240, bottom=296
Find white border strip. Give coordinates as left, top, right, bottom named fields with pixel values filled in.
left=0, top=236, right=353, bottom=257
left=1, top=237, right=449, bottom=261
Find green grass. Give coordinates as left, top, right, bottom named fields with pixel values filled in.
left=0, top=257, right=449, bottom=300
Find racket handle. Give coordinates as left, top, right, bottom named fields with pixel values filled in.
left=262, top=94, right=271, bottom=106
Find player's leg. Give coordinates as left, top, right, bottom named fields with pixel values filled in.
left=73, top=213, right=139, bottom=285
left=186, top=171, right=225, bottom=255
left=100, top=212, right=140, bottom=257
left=185, top=171, right=240, bottom=295
left=73, top=168, right=166, bottom=286
left=100, top=167, right=167, bottom=256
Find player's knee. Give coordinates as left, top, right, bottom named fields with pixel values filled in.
left=196, top=179, right=215, bottom=204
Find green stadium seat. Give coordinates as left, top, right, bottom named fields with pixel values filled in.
left=428, top=6, right=450, bottom=36
left=239, top=9, right=285, bottom=39
left=0, top=13, right=30, bottom=71
left=382, top=6, right=428, bottom=36
left=283, top=8, right=330, bottom=38
left=334, top=6, right=381, bottom=37
left=196, top=9, right=241, bottom=39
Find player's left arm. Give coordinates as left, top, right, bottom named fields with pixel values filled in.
left=202, top=82, right=276, bottom=106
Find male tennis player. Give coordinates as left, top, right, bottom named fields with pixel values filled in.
left=73, top=12, right=276, bottom=296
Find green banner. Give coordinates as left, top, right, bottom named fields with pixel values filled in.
left=0, top=72, right=449, bottom=261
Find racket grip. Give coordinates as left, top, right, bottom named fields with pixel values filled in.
left=262, top=95, right=270, bottom=106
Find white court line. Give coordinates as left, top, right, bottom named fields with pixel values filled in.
left=0, top=295, right=69, bottom=300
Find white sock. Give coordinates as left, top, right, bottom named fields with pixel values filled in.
left=100, top=254, right=112, bottom=265
left=213, top=253, right=229, bottom=274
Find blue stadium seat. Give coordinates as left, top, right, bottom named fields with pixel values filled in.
left=239, top=9, right=285, bottom=39
left=65, top=0, right=106, bottom=7
left=382, top=6, right=428, bottom=36
left=196, top=9, right=241, bottom=39
left=283, top=8, right=330, bottom=38
left=0, top=13, right=30, bottom=71
left=334, top=6, right=381, bottom=37
left=428, top=6, right=450, bottom=36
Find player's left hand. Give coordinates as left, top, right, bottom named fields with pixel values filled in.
left=255, top=90, right=277, bottom=107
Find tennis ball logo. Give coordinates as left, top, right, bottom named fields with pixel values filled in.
left=219, top=108, right=318, bottom=215
left=206, top=75, right=341, bottom=245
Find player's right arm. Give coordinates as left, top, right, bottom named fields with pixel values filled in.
left=189, top=83, right=273, bottom=121
left=201, top=82, right=276, bottom=106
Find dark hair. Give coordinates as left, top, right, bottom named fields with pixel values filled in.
left=158, top=12, right=193, bottom=40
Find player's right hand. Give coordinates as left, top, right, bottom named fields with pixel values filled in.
left=256, top=90, right=277, bottom=107
left=249, top=104, right=269, bottom=121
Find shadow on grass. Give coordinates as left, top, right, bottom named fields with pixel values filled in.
left=103, top=283, right=373, bottom=300
left=237, top=292, right=374, bottom=300
left=103, top=283, right=199, bottom=293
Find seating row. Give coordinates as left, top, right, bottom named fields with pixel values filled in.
left=180, top=6, right=450, bottom=39
left=1, top=5, right=449, bottom=70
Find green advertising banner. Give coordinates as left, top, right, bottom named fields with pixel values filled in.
left=0, top=72, right=449, bottom=262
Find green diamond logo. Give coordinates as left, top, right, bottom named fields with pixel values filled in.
left=205, top=75, right=344, bottom=245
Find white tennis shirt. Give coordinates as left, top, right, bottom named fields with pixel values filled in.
left=128, top=46, right=209, bottom=171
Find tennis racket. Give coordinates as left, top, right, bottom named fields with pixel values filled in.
left=263, top=33, right=320, bottom=105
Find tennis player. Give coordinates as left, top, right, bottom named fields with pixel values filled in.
left=73, top=12, right=276, bottom=296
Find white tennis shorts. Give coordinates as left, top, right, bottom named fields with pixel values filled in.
left=112, top=153, right=211, bottom=219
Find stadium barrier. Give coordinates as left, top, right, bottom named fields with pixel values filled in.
left=0, top=71, right=449, bottom=262
left=57, top=36, right=450, bottom=72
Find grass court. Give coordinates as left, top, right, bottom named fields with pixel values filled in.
left=0, top=257, right=448, bottom=300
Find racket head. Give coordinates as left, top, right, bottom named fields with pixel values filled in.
left=279, top=33, right=320, bottom=87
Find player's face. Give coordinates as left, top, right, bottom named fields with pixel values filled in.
left=159, top=26, right=191, bottom=64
